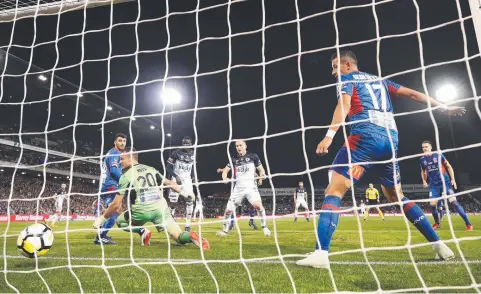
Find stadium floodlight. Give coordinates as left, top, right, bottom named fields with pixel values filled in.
left=107, top=105, right=113, bottom=111
left=0, top=169, right=3, bottom=172
left=38, top=74, right=47, bottom=81
left=131, top=117, right=136, bottom=121
left=167, top=133, right=172, bottom=137
left=150, top=125, right=155, bottom=130
left=161, top=88, right=181, bottom=105
left=77, top=93, right=83, bottom=97
left=435, top=84, right=457, bottom=102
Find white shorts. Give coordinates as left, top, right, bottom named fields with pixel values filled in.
left=226, top=185, right=261, bottom=211
left=169, top=177, right=193, bottom=203
left=55, top=197, right=64, bottom=212
left=194, top=203, right=203, bottom=212
left=295, top=199, right=308, bottom=210
left=360, top=209, right=366, bottom=215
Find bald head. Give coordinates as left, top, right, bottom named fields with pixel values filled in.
left=235, top=140, right=247, bottom=155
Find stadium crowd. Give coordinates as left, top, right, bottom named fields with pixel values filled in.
left=1, top=173, right=480, bottom=217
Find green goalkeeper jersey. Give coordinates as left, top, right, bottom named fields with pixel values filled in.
left=118, top=164, right=168, bottom=212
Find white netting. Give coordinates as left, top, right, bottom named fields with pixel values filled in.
left=1, top=0, right=481, bottom=293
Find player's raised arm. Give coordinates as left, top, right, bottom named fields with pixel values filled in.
left=395, top=86, right=466, bottom=116
left=316, top=93, right=351, bottom=156
left=156, top=172, right=195, bottom=201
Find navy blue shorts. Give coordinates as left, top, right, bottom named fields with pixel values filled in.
left=330, top=130, right=400, bottom=187
left=429, top=181, right=454, bottom=199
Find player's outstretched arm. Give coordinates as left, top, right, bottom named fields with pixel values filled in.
left=222, top=167, right=231, bottom=184
left=396, top=86, right=466, bottom=116
left=316, top=94, right=351, bottom=155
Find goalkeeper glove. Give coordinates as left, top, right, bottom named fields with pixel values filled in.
left=93, top=215, right=106, bottom=229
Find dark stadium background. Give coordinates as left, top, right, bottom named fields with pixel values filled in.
left=0, top=0, right=480, bottom=196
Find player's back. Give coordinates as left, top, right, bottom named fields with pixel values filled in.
left=101, top=147, right=122, bottom=189
left=340, top=71, right=401, bottom=136
left=120, top=164, right=167, bottom=210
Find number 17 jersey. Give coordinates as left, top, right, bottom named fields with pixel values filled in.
left=338, top=71, right=401, bottom=135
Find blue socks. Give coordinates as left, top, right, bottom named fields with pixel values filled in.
left=315, top=195, right=341, bottom=251
left=431, top=205, right=440, bottom=224
left=402, top=197, right=439, bottom=242
left=101, top=212, right=118, bottom=238
left=451, top=200, right=471, bottom=226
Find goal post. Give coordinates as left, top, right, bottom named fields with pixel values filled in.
left=469, top=0, right=481, bottom=53
left=0, top=0, right=135, bottom=22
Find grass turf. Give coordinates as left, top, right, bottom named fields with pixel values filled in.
left=1, top=215, right=480, bottom=293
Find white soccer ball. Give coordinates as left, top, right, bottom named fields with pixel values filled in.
left=16, top=223, right=54, bottom=258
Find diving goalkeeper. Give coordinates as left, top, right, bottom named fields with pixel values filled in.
left=93, top=147, right=209, bottom=250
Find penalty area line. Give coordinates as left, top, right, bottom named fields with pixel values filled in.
left=3, top=255, right=481, bottom=266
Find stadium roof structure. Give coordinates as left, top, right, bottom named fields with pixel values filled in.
left=0, top=49, right=160, bottom=139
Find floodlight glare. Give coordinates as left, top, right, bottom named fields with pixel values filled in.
left=162, top=88, right=181, bottom=105
left=38, top=75, right=47, bottom=81
left=107, top=105, right=113, bottom=111
left=436, top=84, right=457, bottom=102
left=166, top=133, right=172, bottom=137
left=150, top=125, right=155, bottom=130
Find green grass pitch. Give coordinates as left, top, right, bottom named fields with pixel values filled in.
left=1, top=215, right=480, bottom=293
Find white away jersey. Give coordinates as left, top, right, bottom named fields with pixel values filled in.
left=168, top=149, right=195, bottom=179
left=296, top=188, right=307, bottom=200
left=226, top=152, right=262, bottom=187
left=55, top=186, right=68, bottom=202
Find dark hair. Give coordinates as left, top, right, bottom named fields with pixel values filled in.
left=298, top=180, right=303, bottom=184
left=422, top=140, right=432, bottom=146
left=115, top=133, right=127, bottom=141
left=330, top=50, right=358, bottom=65
left=122, top=147, right=138, bottom=160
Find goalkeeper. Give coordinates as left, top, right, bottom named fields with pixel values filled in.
left=93, top=147, right=209, bottom=250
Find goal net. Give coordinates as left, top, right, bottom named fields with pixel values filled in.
left=1, top=0, right=481, bottom=292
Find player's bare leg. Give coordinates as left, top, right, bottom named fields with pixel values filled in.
left=297, top=171, right=349, bottom=268
left=382, top=184, right=454, bottom=260
left=364, top=208, right=369, bottom=221
left=251, top=200, right=270, bottom=236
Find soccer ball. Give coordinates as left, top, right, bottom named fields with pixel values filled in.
left=17, top=223, right=54, bottom=258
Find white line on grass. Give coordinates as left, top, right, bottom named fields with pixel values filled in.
left=3, top=255, right=481, bottom=266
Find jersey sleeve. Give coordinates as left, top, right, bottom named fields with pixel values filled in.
left=385, top=79, right=401, bottom=96
left=419, top=158, right=426, bottom=171
left=337, top=75, right=354, bottom=98
left=440, top=154, right=447, bottom=164
left=225, top=156, right=234, bottom=169
left=167, top=150, right=178, bottom=165
left=252, top=154, right=262, bottom=167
